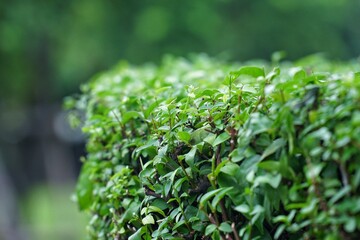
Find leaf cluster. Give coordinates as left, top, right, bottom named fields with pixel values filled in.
left=67, top=55, right=360, bottom=239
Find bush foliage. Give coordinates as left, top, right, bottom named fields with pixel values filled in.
left=66, top=55, right=360, bottom=239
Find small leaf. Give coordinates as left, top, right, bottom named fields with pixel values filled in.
left=212, top=229, right=221, bottom=240
left=329, top=186, right=351, bottom=206
left=345, top=217, right=356, bottom=233
left=142, top=214, right=155, bottom=225
left=220, top=162, right=240, bottom=176
left=266, top=67, right=280, bottom=82
left=122, top=111, right=142, bottom=124
left=200, top=188, right=224, bottom=207
left=219, top=222, right=232, bottom=233
left=274, top=224, right=286, bottom=239
left=260, top=138, right=286, bottom=160
left=147, top=205, right=166, bottom=217
left=212, top=132, right=230, bottom=147
left=234, top=204, right=250, bottom=214
left=76, top=162, right=94, bottom=210
left=300, top=199, right=318, bottom=215
left=211, top=187, right=233, bottom=209
left=233, top=66, right=265, bottom=78
left=354, top=72, right=360, bottom=81
left=273, top=215, right=288, bottom=224
left=254, top=174, right=282, bottom=188
left=204, top=133, right=217, bottom=145
left=172, top=219, right=186, bottom=230
left=205, top=224, right=217, bottom=236
left=258, top=161, right=280, bottom=171
left=177, top=131, right=191, bottom=143
left=185, top=146, right=197, bottom=168
left=129, top=227, right=146, bottom=240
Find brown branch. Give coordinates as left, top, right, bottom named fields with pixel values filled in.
left=232, top=222, right=241, bottom=240
left=144, top=186, right=162, bottom=199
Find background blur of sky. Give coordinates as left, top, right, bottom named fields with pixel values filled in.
left=0, top=0, right=360, bottom=239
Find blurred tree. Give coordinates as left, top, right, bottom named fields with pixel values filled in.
left=1, top=0, right=359, bottom=106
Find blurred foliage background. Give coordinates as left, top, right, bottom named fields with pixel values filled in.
left=0, top=0, right=359, bottom=239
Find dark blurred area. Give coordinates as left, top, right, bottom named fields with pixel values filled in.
left=0, top=0, right=359, bottom=239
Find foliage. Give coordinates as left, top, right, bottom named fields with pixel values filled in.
left=67, top=54, right=360, bottom=239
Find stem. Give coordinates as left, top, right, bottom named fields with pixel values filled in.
left=178, top=158, right=194, bottom=187
left=112, top=110, right=127, bottom=138
left=237, top=86, right=243, bottom=115
left=220, top=200, right=229, bottom=221
left=305, top=156, right=328, bottom=211
left=144, top=186, right=163, bottom=199
left=229, top=76, right=232, bottom=102
left=280, top=89, right=286, bottom=104
left=179, top=202, right=192, bottom=231
left=251, top=95, right=265, bottom=114
left=339, top=161, right=349, bottom=187
left=232, top=222, right=241, bottom=240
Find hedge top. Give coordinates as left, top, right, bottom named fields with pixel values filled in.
left=66, top=54, right=360, bottom=240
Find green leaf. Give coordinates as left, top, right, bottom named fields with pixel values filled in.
left=354, top=72, right=360, bottom=81
left=300, top=199, right=318, bottom=215
left=344, top=217, right=356, bottom=233
left=122, top=111, right=142, bottom=124
left=274, top=224, right=286, bottom=239
left=329, top=186, right=351, bottom=206
left=258, top=161, right=280, bottom=172
left=212, top=229, right=221, bottom=240
left=129, top=227, right=146, bottom=240
left=76, top=162, right=93, bottom=210
left=185, top=146, right=197, bottom=168
left=254, top=174, right=282, bottom=188
left=200, top=188, right=224, bottom=207
left=177, top=131, right=191, bottom=143
left=211, top=187, right=233, bottom=209
left=219, top=222, right=232, bottom=233
left=266, top=67, right=280, bottom=82
left=233, top=66, right=265, bottom=78
left=220, top=162, right=240, bottom=176
left=205, top=224, right=217, bottom=236
left=172, top=219, right=186, bottom=230
left=271, top=51, right=286, bottom=63
left=204, top=133, right=217, bottom=146
left=234, top=204, right=250, bottom=214
left=214, top=160, right=229, bottom=178
left=212, top=132, right=230, bottom=147
left=147, top=205, right=166, bottom=217
left=260, top=138, right=286, bottom=160
left=142, top=214, right=155, bottom=225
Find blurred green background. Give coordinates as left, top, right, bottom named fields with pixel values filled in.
left=0, top=0, right=359, bottom=239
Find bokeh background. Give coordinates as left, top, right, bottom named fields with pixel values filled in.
left=1, top=1, right=359, bottom=239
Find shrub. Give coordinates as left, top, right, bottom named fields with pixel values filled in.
left=66, top=55, right=360, bottom=240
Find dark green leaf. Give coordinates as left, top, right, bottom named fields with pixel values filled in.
left=260, top=138, right=286, bottom=160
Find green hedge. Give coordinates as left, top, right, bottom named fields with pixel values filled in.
left=66, top=55, right=360, bottom=240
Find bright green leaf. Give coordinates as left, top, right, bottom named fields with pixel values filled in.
left=142, top=214, right=155, bottom=225
left=212, top=132, right=230, bottom=147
